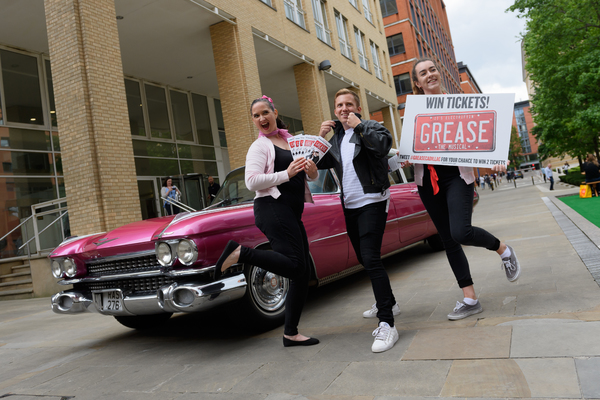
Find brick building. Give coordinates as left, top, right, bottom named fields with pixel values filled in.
left=458, top=62, right=482, bottom=94
left=511, top=100, right=540, bottom=170
left=0, top=0, right=401, bottom=260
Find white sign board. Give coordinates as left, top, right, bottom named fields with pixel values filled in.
left=398, top=93, right=515, bottom=168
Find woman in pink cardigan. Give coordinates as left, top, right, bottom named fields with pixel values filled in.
left=215, top=96, right=319, bottom=347
left=411, top=58, right=521, bottom=321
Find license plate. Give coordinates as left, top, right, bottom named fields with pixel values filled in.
left=102, top=291, right=122, bottom=312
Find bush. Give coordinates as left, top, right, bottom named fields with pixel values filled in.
left=560, top=169, right=584, bottom=185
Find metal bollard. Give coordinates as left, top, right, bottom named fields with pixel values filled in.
left=514, top=179, right=517, bottom=188
left=532, top=176, right=535, bottom=185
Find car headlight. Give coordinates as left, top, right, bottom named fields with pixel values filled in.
left=177, top=239, right=198, bottom=265
left=51, top=259, right=63, bottom=278
left=63, top=258, right=77, bottom=277
left=156, top=242, right=173, bottom=266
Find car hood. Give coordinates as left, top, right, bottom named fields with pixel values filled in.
left=50, top=216, right=175, bottom=258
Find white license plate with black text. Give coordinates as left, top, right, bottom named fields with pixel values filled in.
left=102, top=291, right=122, bottom=312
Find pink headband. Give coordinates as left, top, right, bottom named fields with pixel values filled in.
left=261, top=95, right=273, bottom=104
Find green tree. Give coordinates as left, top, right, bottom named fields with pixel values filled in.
left=508, top=126, right=524, bottom=169
left=508, top=0, right=600, bottom=159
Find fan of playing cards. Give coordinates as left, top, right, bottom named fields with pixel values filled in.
left=287, top=135, right=332, bottom=165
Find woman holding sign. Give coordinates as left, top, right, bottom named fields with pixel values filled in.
left=214, top=95, right=319, bottom=347
left=410, top=58, right=521, bottom=320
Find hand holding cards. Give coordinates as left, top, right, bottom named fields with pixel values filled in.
left=288, top=134, right=332, bottom=165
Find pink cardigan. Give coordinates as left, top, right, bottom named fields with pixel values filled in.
left=245, top=137, right=314, bottom=203
left=414, top=164, right=476, bottom=186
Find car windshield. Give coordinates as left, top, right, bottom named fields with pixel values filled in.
left=207, top=168, right=255, bottom=208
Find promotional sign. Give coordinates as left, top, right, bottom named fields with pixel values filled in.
left=398, top=93, right=515, bottom=168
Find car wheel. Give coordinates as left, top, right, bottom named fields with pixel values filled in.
left=114, top=313, right=172, bottom=330
left=426, top=234, right=445, bottom=251
left=240, top=262, right=289, bottom=330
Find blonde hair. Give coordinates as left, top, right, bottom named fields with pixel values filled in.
left=334, top=88, right=360, bottom=107
left=586, top=154, right=599, bottom=167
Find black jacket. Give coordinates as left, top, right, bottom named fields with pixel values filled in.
left=319, top=118, right=392, bottom=197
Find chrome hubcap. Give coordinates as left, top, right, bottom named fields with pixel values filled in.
left=249, top=266, right=288, bottom=312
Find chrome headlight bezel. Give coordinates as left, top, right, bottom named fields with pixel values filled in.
left=51, top=259, right=63, bottom=278
left=177, top=239, right=198, bottom=266
left=155, top=241, right=174, bottom=266
left=63, top=257, right=77, bottom=278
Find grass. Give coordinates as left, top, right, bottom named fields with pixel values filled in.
left=558, top=194, right=600, bottom=228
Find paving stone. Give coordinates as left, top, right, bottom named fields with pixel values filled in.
left=324, top=361, right=451, bottom=397
left=575, top=357, right=600, bottom=399
left=506, top=319, right=600, bottom=357
left=515, top=358, right=581, bottom=398
left=440, top=359, right=531, bottom=398
left=230, top=361, right=349, bottom=395
left=158, top=362, right=263, bottom=393
left=402, top=326, right=511, bottom=360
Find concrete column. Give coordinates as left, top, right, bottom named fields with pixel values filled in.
left=381, top=105, right=402, bottom=149
left=348, top=87, right=370, bottom=118
left=210, top=21, right=262, bottom=169
left=293, top=63, right=331, bottom=136
left=44, top=0, right=141, bottom=236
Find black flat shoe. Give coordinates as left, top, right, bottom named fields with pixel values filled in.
left=214, top=240, right=240, bottom=281
left=283, top=337, right=320, bottom=347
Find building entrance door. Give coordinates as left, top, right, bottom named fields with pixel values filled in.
left=137, top=178, right=160, bottom=220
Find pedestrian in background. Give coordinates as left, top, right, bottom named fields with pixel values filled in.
left=544, top=164, right=554, bottom=190
left=215, top=95, right=319, bottom=348
left=409, top=57, right=521, bottom=321
left=582, top=155, right=600, bottom=196
left=161, top=178, right=181, bottom=215
left=207, top=176, right=220, bottom=205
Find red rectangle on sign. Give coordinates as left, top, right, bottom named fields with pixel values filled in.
left=413, top=111, right=496, bottom=152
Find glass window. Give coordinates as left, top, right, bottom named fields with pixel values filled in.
left=0, top=151, right=54, bottom=176
left=192, top=94, right=213, bottom=146
left=370, top=41, right=383, bottom=80
left=134, top=157, right=179, bottom=176
left=44, top=60, right=57, bottom=127
left=362, top=0, right=372, bottom=22
left=178, top=144, right=216, bottom=160
left=335, top=11, right=353, bottom=59
left=214, top=99, right=227, bottom=148
left=0, top=127, right=51, bottom=151
left=379, top=0, right=398, bottom=17
left=52, top=131, right=60, bottom=151
left=394, top=73, right=412, bottom=95
left=144, top=84, right=171, bottom=139
left=349, top=0, right=358, bottom=8
left=0, top=50, right=44, bottom=126
left=0, top=177, right=60, bottom=258
left=284, top=0, right=306, bottom=28
left=132, top=139, right=177, bottom=158
left=354, top=28, right=369, bottom=70
left=125, top=79, right=146, bottom=136
left=312, top=0, right=332, bottom=45
left=260, top=0, right=272, bottom=5
left=180, top=160, right=218, bottom=176
left=170, top=90, right=193, bottom=142
left=387, top=33, right=405, bottom=56
left=54, top=153, right=62, bottom=175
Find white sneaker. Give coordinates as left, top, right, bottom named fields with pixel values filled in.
left=371, top=322, right=399, bottom=353
left=362, top=302, right=401, bottom=318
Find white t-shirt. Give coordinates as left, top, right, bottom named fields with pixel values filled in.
left=340, top=128, right=389, bottom=209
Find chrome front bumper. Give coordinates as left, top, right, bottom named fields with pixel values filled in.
left=51, top=273, right=247, bottom=316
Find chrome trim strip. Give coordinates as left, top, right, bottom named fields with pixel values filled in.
left=311, top=231, right=347, bottom=243
left=386, top=210, right=428, bottom=223
left=58, top=266, right=214, bottom=284
left=85, top=250, right=156, bottom=265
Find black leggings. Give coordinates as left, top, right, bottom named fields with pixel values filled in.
left=418, top=167, right=500, bottom=288
left=238, top=195, right=310, bottom=336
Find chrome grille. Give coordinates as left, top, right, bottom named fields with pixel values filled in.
left=87, top=254, right=160, bottom=276
left=80, top=276, right=174, bottom=294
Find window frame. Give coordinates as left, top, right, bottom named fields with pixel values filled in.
left=312, top=0, right=332, bottom=45
left=354, top=28, right=369, bottom=71
left=284, top=0, right=307, bottom=29
left=335, top=11, right=353, bottom=59
left=370, top=41, right=383, bottom=80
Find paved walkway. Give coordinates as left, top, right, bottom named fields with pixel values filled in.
left=1, top=179, right=599, bottom=399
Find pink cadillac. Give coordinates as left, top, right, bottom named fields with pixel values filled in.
left=49, top=166, right=470, bottom=329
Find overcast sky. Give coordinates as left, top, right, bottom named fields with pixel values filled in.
left=444, top=0, right=529, bottom=101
